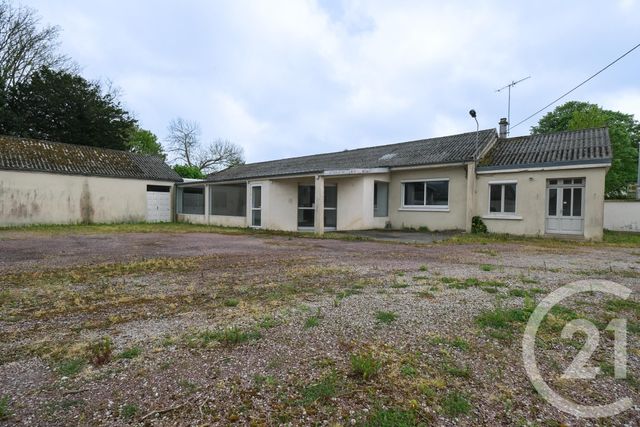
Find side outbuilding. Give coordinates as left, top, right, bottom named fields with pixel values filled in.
left=0, top=136, right=182, bottom=226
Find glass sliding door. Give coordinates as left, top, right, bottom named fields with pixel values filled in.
left=297, top=184, right=337, bottom=230
left=297, top=185, right=315, bottom=228
left=324, top=185, right=337, bottom=229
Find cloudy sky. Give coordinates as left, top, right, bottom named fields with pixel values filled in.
left=23, top=0, right=640, bottom=163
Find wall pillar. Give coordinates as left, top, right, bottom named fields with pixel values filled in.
left=465, top=162, right=476, bottom=232
left=204, top=184, right=210, bottom=225
left=314, top=175, right=324, bottom=235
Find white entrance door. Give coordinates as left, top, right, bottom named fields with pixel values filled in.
left=146, top=185, right=171, bottom=222
left=545, top=178, right=584, bottom=235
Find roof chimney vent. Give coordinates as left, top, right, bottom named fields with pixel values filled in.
left=499, top=118, right=508, bottom=138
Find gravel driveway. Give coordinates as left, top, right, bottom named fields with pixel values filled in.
left=0, top=230, right=638, bottom=426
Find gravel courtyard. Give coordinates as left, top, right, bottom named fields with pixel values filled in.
left=0, top=228, right=639, bottom=426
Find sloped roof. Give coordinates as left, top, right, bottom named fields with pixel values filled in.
left=206, top=129, right=497, bottom=182
left=0, top=135, right=182, bottom=182
left=479, top=127, right=612, bottom=171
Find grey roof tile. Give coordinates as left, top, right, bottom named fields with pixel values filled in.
left=478, top=127, right=612, bottom=171
left=0, top=135, right=182, bottom=182
left=206, top=129, right=497, bottom=182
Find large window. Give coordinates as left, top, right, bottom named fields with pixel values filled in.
left=211, top=184, right=246, bottom=216
left=489, top=182, right=517, bottom=214
left=402, top=180, right=449, bottom=208
left=374, top=181, right=389, bottom=217
left=178, top=187, right=205, bottom=215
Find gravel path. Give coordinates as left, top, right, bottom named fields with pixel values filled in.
left=0, top=231, right=639, bottom=426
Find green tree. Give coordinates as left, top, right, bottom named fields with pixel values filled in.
left=173, top=164, right=205, bottom=179
left=127, top=127, right=164, bottom=156
left=532, top=101, right=639, bottom=197
left=0, top=67, right=137, bottom=150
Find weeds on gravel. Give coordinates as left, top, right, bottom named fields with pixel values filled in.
left=442, top=391, right=471, bottom=417
left=223, top=298, right=240, bottom=307
left=301, top=371, right=340, bottom=404
left=190, top=327, right=261, bottom=347
left=88, top=337, right=113, bottom=366
left=117, top=346, right=142, bottom=360
left=429, top=336, right=469, bottom=351
left=362, top=407, right=418, bottom=426
left=419, top=264, right=428, bottom=272
left=305, top=310, right=322, bottom=329
left=57, top=358, right=86, bottom=376
left=376, top=311, right=398, bottom=324
left=120, top=404, right=138, bottom=419
left=350, top=352, right=382, bottom=380
left=442, top=277, right=505, bottom=292
left=0, top=396, right=11, bottom=419
left=480, top=264, right=494, bottom=272
left=258, top=315, right=279, bottom=329
left=606, top=298, right=640, bottom=315
left=443, top=363, right=471, bottom=378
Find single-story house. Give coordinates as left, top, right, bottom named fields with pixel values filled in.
left=177, top=122, right=612, bottom=240
left=0, top=136, right=182, bottom=226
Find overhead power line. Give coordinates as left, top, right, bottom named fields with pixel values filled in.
left=510, top=41, right=640, bottom=131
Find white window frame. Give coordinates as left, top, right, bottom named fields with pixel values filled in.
left=399, top=178, right=450, bottom=212
left=250, top=184, right=262, bottom=228
left=483, top=180, right=522, bottom=220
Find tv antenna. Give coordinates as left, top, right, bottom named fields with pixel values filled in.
left=495, top=76, right=531, bottom=135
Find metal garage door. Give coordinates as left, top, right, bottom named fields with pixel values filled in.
left=146, top=185, right=171, bottom=222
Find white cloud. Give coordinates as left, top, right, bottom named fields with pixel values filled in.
left=21, top=0, right=640, bottom=161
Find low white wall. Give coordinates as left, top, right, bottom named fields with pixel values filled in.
left=604, top=200, right=640, bottom=232
left=0, top=170, right=175, bottom=226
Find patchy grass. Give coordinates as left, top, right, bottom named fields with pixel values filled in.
left=419, top=264, right=428, bottom=272
left=480, top=264, right=494, bottom=272
left=223, top=298, right=240, bottom=307
left=429, top=335, right=469, bottom=351
left=304, top=313, right=322, bottom=329
left=476, top=306, right=532, bottom=330
left=605, top=298, right=640, bottom=315
left=301, top=371, right=339, bottom=404
left=362, top=407, right=418, bottom=427
left=120, top=403, right=138, bottom=420
left=442, top=277, right=505, bottom=293
left=57, top=358, right=86, bottom=376
left=375, top=311, right=398, bottom=324
left=0, top=396, right=11, bottom=419
left=442, top=391, right=471, bottom=417
left=350, top=352, right=382, bottom=380
left=117, top=346, right=142, bottom=360
left=189, top=327, right=261, bottom=347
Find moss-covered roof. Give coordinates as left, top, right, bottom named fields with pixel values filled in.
left=478, top=127, right=612, bottom=171
left=0, top=135, right=182, bottom=182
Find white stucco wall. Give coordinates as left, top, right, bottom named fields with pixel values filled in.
left=0, top=170, right=175, bottom=226
left=388, top=166, right=468, bottom=231
left=604, top=200, right=640, bottom=232
left=475, top=167, right=607, bottom=240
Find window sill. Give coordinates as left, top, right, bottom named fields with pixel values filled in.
left=399, top=207, right=450, bottom=212
left=482, top=214, right=523, bottom=220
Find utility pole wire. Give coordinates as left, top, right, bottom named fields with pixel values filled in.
left=510, top=42, right=640, bottom=131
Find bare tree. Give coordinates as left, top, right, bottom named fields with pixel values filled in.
left=166, top=117, right=201, bottom=167
left=0, top=1, right=72, bottom=90
left=166, top=117, right=245, bottom=174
